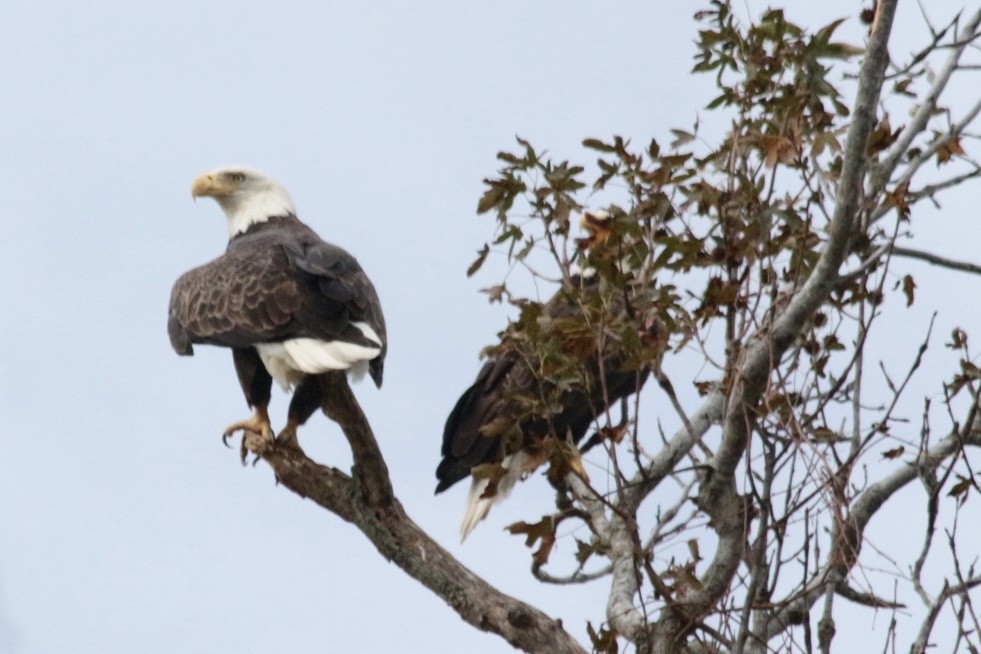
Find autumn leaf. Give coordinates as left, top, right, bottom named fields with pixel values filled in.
left=582, top=137, right=616, bottom=153
left=881, top=446, right=905, bottom=459
left=597, top=424, right=627, bottom=444
left=467, top=244, right=489, bottom=277
left=866, top=116, right=900, bottom=156
left=480, top=284, right=506, bottom=304
left=884, top=181, right=910, bottom=219
left=936, top=135, right=965, bottom=164
left=476, top=184, right=504, bottom=214
left=810, top=426, right=844, bottom=442
left=576, top=210, right=614, bottom=250
left=545, top=438, right=590, bottom=486
left=901, top=274, right=916, bottom=307
left=761, top=134, right=797, bottom=168
left=669, top=128, right=696, bottom=149
left=586, top=622, right=619, bottom=654
left=947, top=475, right=976, bottom=502
left=688, top=539, right=702, bottom=562
left=893, top=78, right=915, bottom=97
left=507, top=518, right=556, bottom=565
left=947, top=328, right=968, bottom=350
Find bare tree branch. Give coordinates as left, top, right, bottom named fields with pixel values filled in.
left=870, top=7, right=981, bottom=196
left=891, top=245, right=981, bottom=275
left=244, top=372, right=588, bottom=654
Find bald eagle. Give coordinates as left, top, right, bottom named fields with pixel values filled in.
left=168, top=167, right=386, bottom=448
left=437, top=274, right=648, bottom=540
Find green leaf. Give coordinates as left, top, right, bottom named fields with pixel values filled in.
left=669, top=129, right=696, bottom=149
left=476, top=184, right=504, bottom=214
left=466, top=244, right=489, bottom=277
left=582, top=137, right=615, bottom=152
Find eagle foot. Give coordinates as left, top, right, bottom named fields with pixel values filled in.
left=274, top=423, right=300, bottom=449
left=238, top=427, right=276, bottom=465
left=222, top=411, right=275, bottom=465
left=222, top=416, right=274, bottom=444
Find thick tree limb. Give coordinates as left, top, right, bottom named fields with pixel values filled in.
left=243, top=371, right=587, bottom=654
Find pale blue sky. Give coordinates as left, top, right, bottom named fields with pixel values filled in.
left=0, top=2, right=977, bottom=653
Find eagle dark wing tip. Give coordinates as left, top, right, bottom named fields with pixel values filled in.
left=167, top=315, right=195, bottom=356
left=369, top=360, right=384, bottom=388
left=434, top=465, right=460, bottom=494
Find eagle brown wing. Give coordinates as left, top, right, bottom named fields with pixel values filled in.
left=282, top=240, right=387, bottom=387
left=168, top=244, right=300, bottom=355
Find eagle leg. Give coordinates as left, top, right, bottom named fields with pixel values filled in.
left=273, top=375, right=323, bottom=449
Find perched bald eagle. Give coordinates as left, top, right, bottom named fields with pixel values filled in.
left=168, top=167, right=386, bottom=448
left=437, top=275, right=648, bottom=540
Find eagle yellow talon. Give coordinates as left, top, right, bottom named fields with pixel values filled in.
left=222, top=407, right=274, bottom=447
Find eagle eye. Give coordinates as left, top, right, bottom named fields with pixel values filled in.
left=230, top=172, right=246, bottom=182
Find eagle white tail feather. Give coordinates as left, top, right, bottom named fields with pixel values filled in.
left=256, top=325, right=382, bottom=391
left=459, top=452, right=529, bottom=542
left=283, top=338, right=380, bottom=373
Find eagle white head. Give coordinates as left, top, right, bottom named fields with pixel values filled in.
left=191, top=166, right=297, bottom=238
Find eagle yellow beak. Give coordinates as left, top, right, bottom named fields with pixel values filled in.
left=191, top=173, right=232, bottom=200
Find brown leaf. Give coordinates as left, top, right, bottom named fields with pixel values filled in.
left=476, top=184, right=504, bottom=214
left=577, top=210, right=614, bottom=250
left=881, top=446, right=905, bottom=460
left=597, top=424, right=627, bottom=444
left=467, top=244, right=490, bottom=277
left=545, top=438, right=589, bottom=486
left=480, top=284, right=506, bottom=304
left=693, top=381, right=714, bottom=396
left=810, top=426, right=844, bottom=442
left=936, top=136, right=965, bottom=164
left=902, top=274, right=916, bottom=307
left=586, top=622, right=619, bottom=654
left=884, top=182, right=910, bottom=219
left=506, top=518, right=556, bottom=565
left=761, top=134, right=796, bottom=168
left=687, top=539, right=702, bottom=562
left=663, top=562, right=703, bottom=596
left=947, top=475, right=975, bottom=501
left=867, top=116, right=900, bottom=156
left=947, top=328, right=968, bottom=350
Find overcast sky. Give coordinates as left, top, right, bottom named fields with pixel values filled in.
left=1, top=2, right=977, bottom=653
